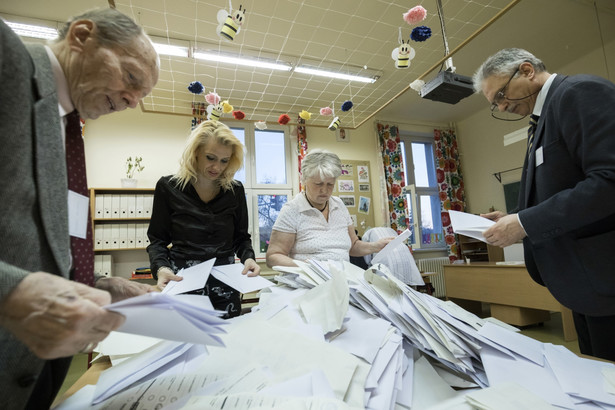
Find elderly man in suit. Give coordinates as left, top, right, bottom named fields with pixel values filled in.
left=0, top=8, right=159, bottom=409
left=473, top=48, right=615, bottom=361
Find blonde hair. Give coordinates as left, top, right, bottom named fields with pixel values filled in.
left=173, top=121, right=244, bottom=191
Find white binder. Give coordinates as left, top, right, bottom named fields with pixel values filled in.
left=111, top=195, right=120, bottom=219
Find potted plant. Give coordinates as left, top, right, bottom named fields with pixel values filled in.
left=122, top=156, right=144, bottom=188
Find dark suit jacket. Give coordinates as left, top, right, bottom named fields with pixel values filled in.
left=0, top=20, right=71, bottom=409
left=518, top=73, right=615, bottom=316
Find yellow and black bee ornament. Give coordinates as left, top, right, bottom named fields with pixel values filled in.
left=217, top=3, right=246, bottom=41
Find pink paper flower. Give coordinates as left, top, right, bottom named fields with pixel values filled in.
left=403, top=6, right=427, bottom=24
left=205, top=92, right=220, bottom=105
left=320, top=106, right=333, bottom=116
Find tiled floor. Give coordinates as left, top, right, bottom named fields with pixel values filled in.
left=54, top=311, right=580, bottom=404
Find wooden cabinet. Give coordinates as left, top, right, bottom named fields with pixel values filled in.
left=89, top=188, right=154, bottom=278
left=443, top=263, right=577, bottom=341
left=457, top=234, right=504, bottom=262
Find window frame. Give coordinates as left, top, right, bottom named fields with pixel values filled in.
left=227, top=120, right=296, bottom=258
left=399, top=131, right=445, bottom=250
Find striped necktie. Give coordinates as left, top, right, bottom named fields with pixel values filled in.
left=65, top=110, right=94, bottom=286
left=527, top=114, right=539, bottom=151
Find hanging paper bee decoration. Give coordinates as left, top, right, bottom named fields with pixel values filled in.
left=325, top=102, right=340, bottom=131
left=328, top=116, right=340, bottom=131
left=204, top=92, right=223, bottom=121
left=217, top=3, right=246, bottom=41
left=391, top=28, right=416, bottom=69
left=207, top=102, right=223, bottom=121
left=397, top=40, right=410, bottom=69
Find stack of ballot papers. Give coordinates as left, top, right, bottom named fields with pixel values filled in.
left=57, top=260, right=615, bottom=410
left=105, top=292, right=228, bottom=346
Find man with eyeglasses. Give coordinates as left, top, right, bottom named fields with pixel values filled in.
left=472, top=48, right=615, bottom=361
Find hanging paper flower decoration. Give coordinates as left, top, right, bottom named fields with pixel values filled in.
left=403, top=6, right=427, bottom=24
left=255, top=121, right=267, bottom=130
left=411, top=26, right=432, bottom=42
left=232, top=110, right=245, bottom=120
left=320, top=107, right=333, bottom=116
left=222, top=101, right=233, bottom=113
left=341, top=100, right=353, bottom=112
left=299, top=110, right=311, bottom=120
left=278, top=114, right=291, bottom=125
left=205, top=92, right=220, bottom=105
left=187, top=81, right=204, bottom=94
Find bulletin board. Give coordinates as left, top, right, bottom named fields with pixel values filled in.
left=335, top=159, right=375, bottom=237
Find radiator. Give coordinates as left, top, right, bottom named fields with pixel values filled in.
left=416, top=257, right=450, bottom=298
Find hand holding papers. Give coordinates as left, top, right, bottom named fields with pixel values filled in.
left=369, top=228, right=423, bottom=285
left=448, top=210, right=495, bottom=242
left=210, top=264, right=274, bottom=294
left=105, top=292, right=227, bottom=346
left=162, top=258, right=216, bottom=295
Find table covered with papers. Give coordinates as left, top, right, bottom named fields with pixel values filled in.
left=55, top=260, right=615, bottom=410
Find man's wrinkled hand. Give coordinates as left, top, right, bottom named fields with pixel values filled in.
left=0, top=272, right=125, bottom=359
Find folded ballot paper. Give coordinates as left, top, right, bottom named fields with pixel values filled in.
left=448, top=210, right=495, bottom=242
left=105, top=293, right=228, bottom=346
left=161, top=257, right=274, bottom=295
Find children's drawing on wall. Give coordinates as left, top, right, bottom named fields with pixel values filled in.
left=350, top=214, right=357, bottom=227
left=340, top=195, right=355, bottom=207
left=357, top=165, right=369, bottom=182
left=359, top=184, right=370, bottom=192
left=341, top=163, right=353, bottom=176
left=336, top=127, right=349, bottom=143
left=358, top=196, right=370, bottom=214
left=338, top=180, right=355, bottom=193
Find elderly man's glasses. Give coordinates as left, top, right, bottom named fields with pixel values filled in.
left=490, top=68, right=526, bottom=121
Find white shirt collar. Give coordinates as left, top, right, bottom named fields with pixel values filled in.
left=44, top=45, right=74, bottom=117
left=533, top=73, right=557, bottom=117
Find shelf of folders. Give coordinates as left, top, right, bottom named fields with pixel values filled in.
left=90, top=188, right=154, bottom=251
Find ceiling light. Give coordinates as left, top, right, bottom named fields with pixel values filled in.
left=6, top=21, right=58, bottom=40
left=152, top=42, right=189, bottom=57
left=193, top=51, right=292, bottom=71
left=294, top=65, right=377, bottom=83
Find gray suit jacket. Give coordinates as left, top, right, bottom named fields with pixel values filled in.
left=518, top=74, right=615, bottom=316
left=0, top=20, right=71, bottom=409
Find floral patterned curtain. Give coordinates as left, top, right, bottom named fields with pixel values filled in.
left=297, top=116, right=307, bottom=191
left=434, top=128, right=465, bottom=262
left=191, top=102, right=206, bottom=130
left=377, top=123, right=409, bottom=234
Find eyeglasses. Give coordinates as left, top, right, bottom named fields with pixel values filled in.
left=489, top=68, right=528, bottom=121
left=490, top=68, right=518, bottom=113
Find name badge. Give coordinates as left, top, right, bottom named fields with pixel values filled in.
left=535, top=146, right=544, bottom=167
left=68, top=190, right=89, bottom=239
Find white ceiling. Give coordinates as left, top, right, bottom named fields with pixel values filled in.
left=1, top=0, right=614, bottom=129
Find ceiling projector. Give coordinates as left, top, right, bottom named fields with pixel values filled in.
left=420, top=71, right=475, bottom=104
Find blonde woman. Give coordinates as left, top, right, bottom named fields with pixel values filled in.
left=147, top=121, right=260, bottom=318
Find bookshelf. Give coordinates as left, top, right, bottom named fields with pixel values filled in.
left=89, top=188, right=154, bottom=279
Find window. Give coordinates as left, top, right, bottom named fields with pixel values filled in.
left=230, top=122, right=294, bottom=258
left=399, top=132, right=445, bottom=249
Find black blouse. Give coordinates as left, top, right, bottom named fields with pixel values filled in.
left=147, top=175, right=255, bottom=277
